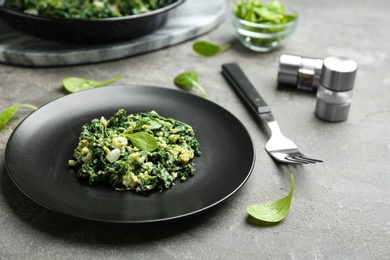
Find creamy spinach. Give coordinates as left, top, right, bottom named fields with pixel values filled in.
left=9, top=0, right=175, bottom=19
left=68, top=110, right=201, bottom=193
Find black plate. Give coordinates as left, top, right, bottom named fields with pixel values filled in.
left=0, top=0, right=184, bottom=43
left=5, top=85, right=255, bottom=223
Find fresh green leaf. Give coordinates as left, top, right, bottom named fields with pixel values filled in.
left=63, top=76, right=122, bottom=93
left=0, top=104, right=38, bottom=131
left=0, top=106, right=18, bottom=131
left=267, top=0, right=285, bottom=13
left=234, top=0, right=296, bottom=24
left=254, top=6, right=284, bottom=23
left=122, top=132, right=158, bottom=152
left=132, top=118, right=162, bottom=132
left=192, top=40, right=230, bottom=57
left=247, top=174, right=294, bottom=223
left=174, top=71, right=207, bottom=97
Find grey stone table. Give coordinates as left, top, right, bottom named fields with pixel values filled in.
left=1, top=0, right=389, bottom=259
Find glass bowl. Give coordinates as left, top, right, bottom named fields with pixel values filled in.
left=232, top=8, right=298, bottom=52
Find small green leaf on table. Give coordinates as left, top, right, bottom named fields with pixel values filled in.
left=192, top=40, right=230, bottom=57
left=0, top=104, right=38, bottom=131
left=174, top=71, right=207, bottom=97
left=247, top=174, right=294, bottom=223
left=63, top=76, right=122, bottom=93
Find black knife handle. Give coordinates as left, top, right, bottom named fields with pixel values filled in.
left=222, top=63, right=271, bottom=114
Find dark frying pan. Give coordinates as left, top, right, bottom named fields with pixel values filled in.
left=0, top=0, right=184, bottom=44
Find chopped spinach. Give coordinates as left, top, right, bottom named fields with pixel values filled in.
left=68, top=109, right=201, bottom=193
left=9, top=0, right=175, bottom=19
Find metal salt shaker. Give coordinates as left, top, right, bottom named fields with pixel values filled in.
left=277, top=54, right=323, bottom=91
left=315, top=56, right=358, bottom=122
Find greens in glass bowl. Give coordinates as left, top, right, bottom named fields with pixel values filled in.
left=232, top=0, right=298, bottom=52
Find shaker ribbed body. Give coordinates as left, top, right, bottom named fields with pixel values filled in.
left=315, top=57, right=358, bottom=122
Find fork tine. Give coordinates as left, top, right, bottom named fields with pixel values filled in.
left=286, top=155, right=323, bottom=164
left=299, top=155, right=323, bottom=163
left=269, top=152, right=304, bottom=165
left=280, top=158, right=303, bottom=165
left=285, top=156, right=311, bottom=164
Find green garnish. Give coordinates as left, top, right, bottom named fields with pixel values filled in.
left=192, top=40, right=230, bottom=57
left=233, top=0, right=296, bottom=24
left=247, top=174, right=294, bottom=223
left=122, top=132, right=158, bottom=152
left=9, top=0, right=176, bottom=19
left=174, top=71, right=207, bottom=97
left=68, top=109, right=201, bottom=193
left=0, top=104, right=37, bottom=131
left=62, top=76, right=122, bottom=93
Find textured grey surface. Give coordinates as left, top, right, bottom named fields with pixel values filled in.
left=1, top=0, right=390, bottom=259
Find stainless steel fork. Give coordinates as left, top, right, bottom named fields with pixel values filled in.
left=222, top=63, right=323, bottom=165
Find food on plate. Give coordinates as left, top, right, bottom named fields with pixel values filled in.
left=8, top=0, right=176, bottom=19
left=68, top=109, right=201, bottom=192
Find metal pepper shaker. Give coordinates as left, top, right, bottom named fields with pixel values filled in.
left=277, top=54, right=323, bottom=91
left=315, top=56, right=358, bottom=122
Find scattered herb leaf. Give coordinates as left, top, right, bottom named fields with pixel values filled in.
left=0, top=104, right=38, bottom=131
left=174, top=71, right=207, bottom=97
left=247, top=174, right=294, bottom=223
left=62, top=76, right=122, bottom=93
left=192, top=40, right=230, bottom=57
left=122, top=132, right=158, bottom=152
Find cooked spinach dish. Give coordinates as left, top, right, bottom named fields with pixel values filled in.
left=68, top=110, right=201, bottom=192
left=9, top=0, right=175, bottom=19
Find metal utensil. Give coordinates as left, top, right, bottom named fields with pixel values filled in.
left=222, top=63, right=323, bottom=165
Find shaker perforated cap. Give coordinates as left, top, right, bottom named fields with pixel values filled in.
left=320, top=57, right=358, bottom=91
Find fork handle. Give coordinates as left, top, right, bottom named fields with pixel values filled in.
left=222, top=63, right=271, bottom=114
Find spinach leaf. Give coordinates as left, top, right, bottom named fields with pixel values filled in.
left=132, top=118, right=162, bottom=132
left=63, top=76, right=122, bottom=93
left=247, top=174, right=294, bottom=223
left=0, top=104, right=37, bottom=131
left=192, top=40, right=230, bottom=57
left=233, top=0, right=296, bottom=24
left=174, top=71, right=207, bottom=97
left=122, top=132, right=158, bottom=152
